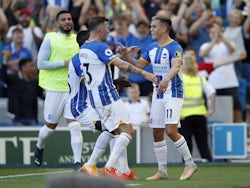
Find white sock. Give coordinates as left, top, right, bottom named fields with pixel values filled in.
left=109, top=136, right=115, bottom=152
left=87, top=131, right=114, bottom=166
left=68, top=121, right=83, bottom=163
left=153, top=140, right=167, bottom=174
left=114, top=135, right=130, bottom=174
left=36, top=125, right=55, bottom=149
left=174, top=136, right=194, bottom=165
left=105, top=132, right=131, bottom=169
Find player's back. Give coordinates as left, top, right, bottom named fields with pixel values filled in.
left=79, top=41, right=120, bottom=108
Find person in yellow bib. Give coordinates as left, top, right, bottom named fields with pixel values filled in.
left=179, top=55, right=216, bottom=162
left=33, top=10, right=83, bottom=172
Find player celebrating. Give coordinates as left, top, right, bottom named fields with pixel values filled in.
left=119, top=16, right=198, bottom=180
left=33, top=10, right=83, bottom=171
left=78, top=16, right=157, bottom=177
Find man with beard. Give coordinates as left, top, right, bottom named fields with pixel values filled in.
left=33, top=10, right=83, bottom=172
left=5, top=8, right=43, bottom=61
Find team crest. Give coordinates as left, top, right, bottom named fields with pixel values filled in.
left=175, top=50, right=182, bottom=58
left=105, top=49, right=113, bottom=56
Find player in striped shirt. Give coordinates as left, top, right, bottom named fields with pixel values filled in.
left=119, top=16, right=197, bottom=181
left=78, top=16, right=157, bottom=177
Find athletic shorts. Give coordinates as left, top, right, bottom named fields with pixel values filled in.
left=216, top=87, right=242, bottom=110
left=76, top=106, right=100, bottom=131
left=150, top=97, right=183, bottom=128
left=95, top=99, right=131, bottom=132
left=44, top=90, right=74, bottom=124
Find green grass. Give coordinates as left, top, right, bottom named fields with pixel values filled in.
left=1, top=164, right=250, bottom=188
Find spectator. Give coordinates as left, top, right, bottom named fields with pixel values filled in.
left=1, top=58, right=44, bottom=125
left=199, top=23, right=243, bottom=123
left=142, top=0, right=161, bottom=21
left=2, top=27, right=33, bottom=75
left=78, top=0, right=105, bottom=31
left=68, top=0, right=84, bottom=32
left=0, top=7, right=8, bottom=97
left=184, top=47, right=246, bottom=77
left=6, top=7, right=43, bottom=61
left=0, top=7, right=8, bottom=67
left=188, top=5, right=217, bottom=62
left=39, top=5, right=62, bottom=33
left=223, top=8, right=246, bottom=77
left=128, top=20, right=154, bottom=96
left=179, top=55, right=216, bottom=162
left=124, top=83, right=150, bottom=127
left=243, top=0, right=250, bottom=64
left=1, top=0, right=18, bottom=27
left=160, top=0, right=189, bottom=49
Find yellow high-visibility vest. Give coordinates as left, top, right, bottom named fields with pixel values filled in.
left=39, top=32, right=79, bottom=92
left=181, top=74, right=207, bottom=118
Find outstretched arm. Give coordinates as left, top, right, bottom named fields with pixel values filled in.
left=213, top=50, right=246, bottom=68
left=112, top=57, right=157, bottom=84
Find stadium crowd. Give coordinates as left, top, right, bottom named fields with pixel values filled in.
left=0, top=0, right=250, bottom=181
left=0, top=0, right=250, bottom=125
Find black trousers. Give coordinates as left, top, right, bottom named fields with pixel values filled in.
left=179, top=115, right=212, bottom=162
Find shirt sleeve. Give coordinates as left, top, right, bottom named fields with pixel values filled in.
left=68, top=60, right=80, bottom=96
left=37, top=37, right=65, bottom=70
left=169, top=43, right=183, bottom=60
left=97, top=43, right=117, bottom=65
left=204, top=79, right=216, bottom=97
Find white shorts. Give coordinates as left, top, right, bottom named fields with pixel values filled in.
left=76, top=106, right=100, bottom=131
left=95, top=99, right=131, bottom=132
left=44, top=90, right=74, bottom=124
left=150, top=97, right=183, bottom=128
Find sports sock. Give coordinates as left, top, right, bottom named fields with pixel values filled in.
left=174, top=136, right=194, bottom=165
left=153, top=140, right=167, bottom=174
left=105, top=132, right=131, bottom=169
left=114, top=135, right=130, bottom=174
left=68, top=121, right=83, bottom=163
left=87, top=131, right=114, bottom=166
left=36, top=125, right=55, bottom=149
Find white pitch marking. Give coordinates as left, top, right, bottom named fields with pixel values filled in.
left=0, top=170, right=72, bottom=179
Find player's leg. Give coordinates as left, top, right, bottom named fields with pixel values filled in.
left=146, top=98, right=168, bottom=180
left=65, top=99, right=87, bottom=172
left=166, top=98, right=197, bottom=181
left=34, top=91, right=65, bottom=166
left=75, top=106, right=114, bottom=175
left=113, top=135, right=138, bottom=180
left=82, top=131, right=114, bottom=176
left=66, top=119, right=82, bottom=171
left=100, top=100, right=134, bottom=176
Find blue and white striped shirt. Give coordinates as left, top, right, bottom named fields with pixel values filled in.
left=79, top=41, right=120, bottom=108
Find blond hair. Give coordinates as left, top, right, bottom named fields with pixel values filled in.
left=181, top=55, right=198, bottom=77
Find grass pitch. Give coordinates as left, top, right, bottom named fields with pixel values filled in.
left=0, top=164, right=250, bottom=188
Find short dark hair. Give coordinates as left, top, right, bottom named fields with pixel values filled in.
left=18, top=58, right=32, bottom=69
left=12, top=27, right=23, bottom=35
left=56, top=10, right=71, bottom=20
left=87, top=16, right=108, bottom=32
left=76, top=30, right=90, bottom=47
left=152, top=16, right=172, bottom=28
